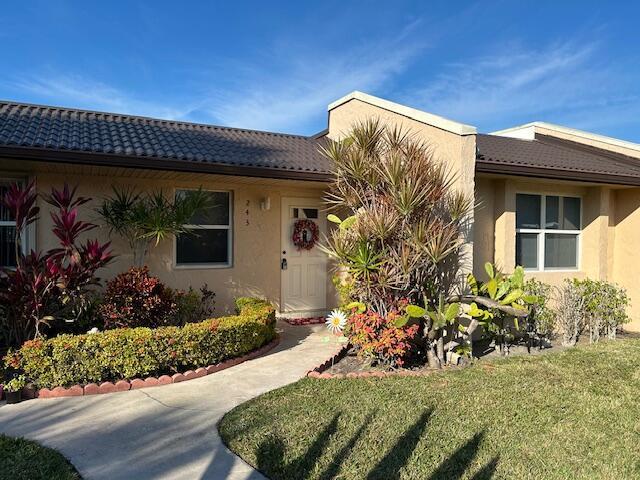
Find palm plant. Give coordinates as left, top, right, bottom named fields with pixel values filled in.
left=322, top=120, right=472, bottom=309
left=321, top=120, right=531, bottom=368
left=98, top=187, right=210, bottom=266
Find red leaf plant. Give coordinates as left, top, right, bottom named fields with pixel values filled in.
left=0, top=183, right=113, bottom=347
left=348, top=307, right=419, bottom=368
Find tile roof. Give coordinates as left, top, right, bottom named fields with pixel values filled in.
left=0, top=101, right=332, bottom=179
left=2, top=100, right=640, bottom=187
left=476, top=133, right=640, bottom=185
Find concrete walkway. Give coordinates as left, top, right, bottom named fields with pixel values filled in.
left=0, top=322, right=340, bottom=479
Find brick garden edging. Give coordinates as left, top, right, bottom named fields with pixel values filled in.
left=20, top=335, right=281, bottom=400
left=306, top=343, right=440, bottom=379
left=306, top=343, right=349, bottom=379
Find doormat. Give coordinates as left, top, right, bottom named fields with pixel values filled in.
left=281, top=316, right=325, bottom=326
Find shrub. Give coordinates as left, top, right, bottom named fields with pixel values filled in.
left=571, top=279, right=630, bottom=341
left=99, top=267, right=178, bottom=329
left=0, top=183, right=113, bottom=348
left=524, top=279, right=556, bottom=337
left=8, top=298, right=276, bottom=388
left=234, top=296, right=268, bottom=313
left=174, top=285, right=216, bottom=325
left=348, top=308, right=419, bottom=368
left=555, top=281, right=585, bottom=347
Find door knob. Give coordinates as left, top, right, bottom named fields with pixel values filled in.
left=281, top=258, right=288, bottom=270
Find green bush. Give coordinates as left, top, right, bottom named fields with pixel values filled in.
left=523, top=279, right=556, bottom=336
left=234, top=297, right=268, bottom=313
left=571, top=278, right=630, bottom=341
left=173, top=285, right=216, bottom=324
left=7, top=298, right=276, bottom=388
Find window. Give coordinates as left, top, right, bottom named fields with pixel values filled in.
left=515, top=194, right=581, bottom=271
left=175, top=190, right=232, bottom=267
left=0, top=183, right=20, bottom=268
left=292, top=207, right=318, bottom=219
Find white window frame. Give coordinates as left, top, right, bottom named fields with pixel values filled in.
left=173, top=189, right=233, bottom=269
left=515, top=193, right=582, bottom=272
left=0, top=176, right=34, bottom=268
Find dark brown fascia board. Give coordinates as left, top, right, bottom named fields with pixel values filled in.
left=0, top=146, right=334, bottom=182
left=475, top=160, right=640, bottom=187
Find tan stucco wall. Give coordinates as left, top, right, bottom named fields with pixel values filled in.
left=327, top=97, right=476, bottom=270
left=474, top=175, right=640, bottom=331
left=613, top=188, right=640, bottom=330
left=7, top=162, right=331, bottom=315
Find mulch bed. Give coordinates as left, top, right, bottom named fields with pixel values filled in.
left=280, top=316, right=325, bottom=326
left=322, top=337, right=571, bottom=377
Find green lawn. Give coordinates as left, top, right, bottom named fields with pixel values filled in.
left=220, top=339, right=640, bottom=480
left=0, top=435, right=81, bottom=480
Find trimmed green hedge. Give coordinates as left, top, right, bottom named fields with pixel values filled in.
left=7, top=297, right=276, bottom=389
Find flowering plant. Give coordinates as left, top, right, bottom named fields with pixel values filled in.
left=3, top=374, right=27, bottom=393
left=325, top=309, right=348, bottom=334
left=348, top=307, right=418, bottom=368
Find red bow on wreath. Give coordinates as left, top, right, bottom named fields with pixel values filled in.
left=292, top=219, right=319, bottom=250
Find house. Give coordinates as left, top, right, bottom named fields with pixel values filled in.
left=1, top=92, right=640, bottom=330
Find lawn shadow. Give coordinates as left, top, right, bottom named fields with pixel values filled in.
left=318, top=412, right=375, bottom=480
left=254, top=413, right=498, bottom=480
left=470, top=455, right=500, bottom=480
left=366, top=409, right=433, bottom=480
left=256, top=412, right=341, bottom=479
left=428, top=430, right=496, bottom=480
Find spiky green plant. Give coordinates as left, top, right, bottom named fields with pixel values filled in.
left=322, top=120, right=471, bottom=309
left=320, top=119, right=478, bottom=364
left=98, top=186, right=210, bottom=266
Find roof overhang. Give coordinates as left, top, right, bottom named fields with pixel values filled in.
left=475, top=160, right=640, bottom=187
left=0, top=146, right=334, bottom=182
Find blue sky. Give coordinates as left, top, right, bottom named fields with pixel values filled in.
left=1, top=1, right=639, bottom=140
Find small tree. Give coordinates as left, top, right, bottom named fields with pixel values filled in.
left=98, top=187, right=210, bottom=266
left=321, top=120, right=531, bottom=368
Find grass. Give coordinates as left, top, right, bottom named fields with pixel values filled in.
left=220, top=338, right=640, bottom=479
left=0, top=435, right=81, bottom=480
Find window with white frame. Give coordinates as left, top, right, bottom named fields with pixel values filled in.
left=0, top=183, right=19, bottom=268
left=175, top=190, right=232, bottom=266
left=515, top=193, right=581, bottom=271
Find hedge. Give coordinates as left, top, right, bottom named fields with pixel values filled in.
left=6, top=297, right=276, bottom=389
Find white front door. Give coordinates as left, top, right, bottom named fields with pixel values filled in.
left=281, top=197, right=327, bottom=313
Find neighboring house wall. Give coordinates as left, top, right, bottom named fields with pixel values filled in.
left=534, top=125, right=640, bottom=159
left=474, top=174, right=640, bottom=331
left=1, top=160, right=329, bottom=314
left=613, top=187, right=640, bottom=330
left=326, top=93, right=477, bottom=272
left=494, top=123, right=640, bottom=159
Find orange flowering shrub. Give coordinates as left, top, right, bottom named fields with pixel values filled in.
left=348, top=309, right=418, bottom=367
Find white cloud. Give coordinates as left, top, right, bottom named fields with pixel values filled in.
left=405, top=40, right=640, bottom=134
left=3, top=21, right=425, bottom=135
left=201, top=22, right=425, bottom=133
left=5, top=73, right=197, bottom=120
